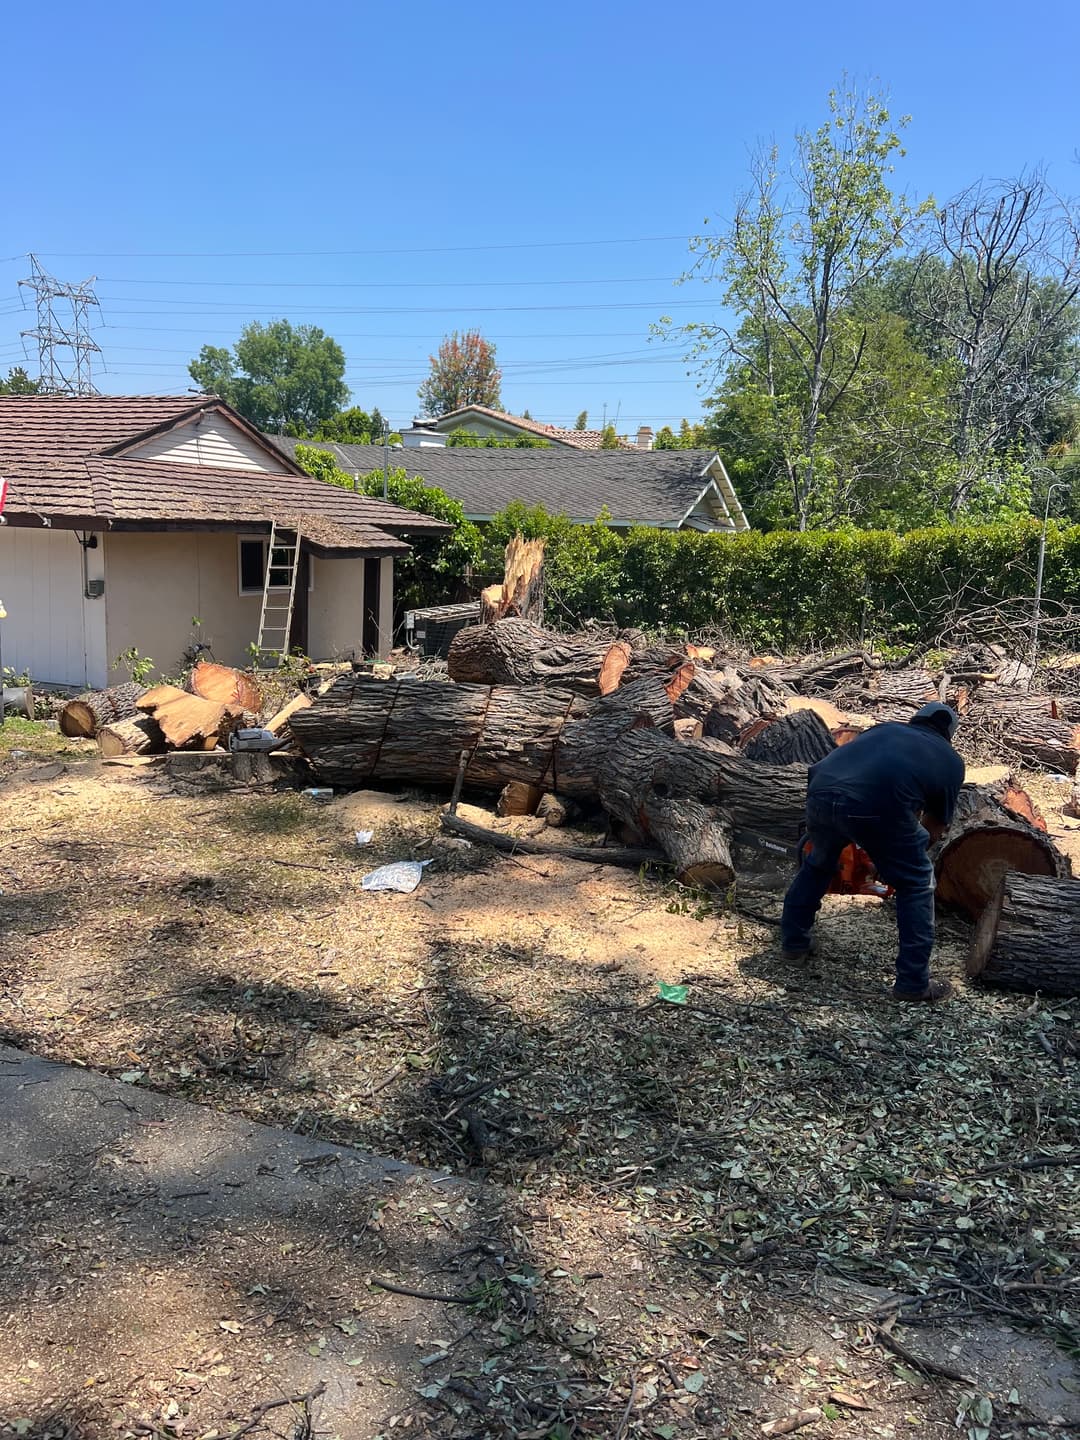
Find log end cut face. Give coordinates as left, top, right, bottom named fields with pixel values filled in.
left=967, top=883, right=1004, bottom=979
left=936, top=826, right=1063, bottom=920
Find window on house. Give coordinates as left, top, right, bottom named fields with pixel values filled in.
left=238, top=538, right=313, bottom=594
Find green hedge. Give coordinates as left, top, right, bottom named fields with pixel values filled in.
left=529, top=519, right=1080, bottom=651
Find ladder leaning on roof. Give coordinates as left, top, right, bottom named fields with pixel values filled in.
left=254, top=521, right=301, bottom=667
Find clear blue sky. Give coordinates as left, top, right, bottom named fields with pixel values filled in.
left=2, top=0, right=1077, bottom=431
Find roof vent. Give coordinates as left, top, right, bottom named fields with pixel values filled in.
left=401, top=423, right=447, bottom=449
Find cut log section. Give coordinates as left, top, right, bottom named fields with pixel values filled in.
left=137, top=685, right=243, bottom=750
left=964, top=701, right=1080, bottom=772
left=931, top=780, right=1070, bottom=920
left=536, top=793, right=576, bottom=828
left=59, top=682, right=146, bottom=738
left=187, top=660, right=262, bottom=713
left=969, top=873, right=1080, bottom=996
left=448, top=619, right=625, bottom=694
left=740, top=709, right=836, bottom=766
left=496, top=781, right=543, bottom=817
left=97, top=714, right=165, bottom=758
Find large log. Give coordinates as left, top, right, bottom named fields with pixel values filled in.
left=740, top=709, right=837, bottom=766
left=59, top=682, right=146, bottom=738
left=931, top=780, right=1070, bottom=920
left=965, top=695, right=1080, bottom=772
left=187, top=660, right=262, bottom=713
left=97, top=714, right=165, bottom=758
left=448, top=620, right=627, bottom=694
left=137, top=685, right=241, bottom=749
left=968, top=873, right=1080, bottom=996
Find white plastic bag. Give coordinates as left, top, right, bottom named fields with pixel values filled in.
left=361, top=859, right=433, bottom=893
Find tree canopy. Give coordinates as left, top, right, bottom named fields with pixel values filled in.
left=0, top=366, right=41, bottom=394
left=188, top=320, right=349, bottom=435
left=417, top=330, right=501, bottom=416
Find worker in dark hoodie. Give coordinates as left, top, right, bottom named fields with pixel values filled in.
left=780, top=703, right=964, bottom=1002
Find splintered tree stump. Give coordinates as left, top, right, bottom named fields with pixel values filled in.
left=969, top=873, right=1080, bottom=995
left=97, top=714, right=165, bottom=758
left=59, top=682, right=146, bottom=738
left=931, top=780, right=1070, bottom=920
left=740, top=709, right=837, bottom=766
left=479, top=534, right=545, bottom=624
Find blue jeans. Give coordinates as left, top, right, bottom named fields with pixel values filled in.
left=780, top=792, right=936, bottom=995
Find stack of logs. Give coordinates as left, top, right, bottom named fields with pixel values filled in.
left=58, top=662, right=311, bottom=758
left=289, top=617, right=1079, bottom=994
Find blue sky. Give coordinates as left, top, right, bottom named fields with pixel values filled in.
left=2, top=0, right=1077, bottom=432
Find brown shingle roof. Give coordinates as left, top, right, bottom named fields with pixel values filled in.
left=0, top=394, right=448, bottom=551
left=429, top=405, right=637, bottom=450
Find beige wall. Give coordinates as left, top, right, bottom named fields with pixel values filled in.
left=0, top=526, right=108, bottom=687
left=104, top=531, right=379, bottom=677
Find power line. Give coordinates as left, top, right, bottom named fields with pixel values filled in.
left=98, top=274, right=679, bottom=290
left=27, top=234, right=689, bottom=260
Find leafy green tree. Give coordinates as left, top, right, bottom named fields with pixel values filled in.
left=308, top=405, right=389, bottom=443
left=574, top=410, right=588, bottom=430
left=445, top=427, right=548, bottom=449
left=293, top=444, right=482, bottom=611
left=654, top=418, right=709, bottom=449
left=417, top=330, right=502, bottom=416
left=189, top=320, right=348, bottom=434
left=666, top=84, right=929, bottom=529
left=0, top=366, right=41, bottom=394
left=600, top=425, right=620, bottom=449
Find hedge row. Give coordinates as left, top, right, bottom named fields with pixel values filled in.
left=523, top=519, right=1080, bottom=651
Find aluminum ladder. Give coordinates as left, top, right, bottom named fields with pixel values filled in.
left=254, top=522, right=301, bottom=666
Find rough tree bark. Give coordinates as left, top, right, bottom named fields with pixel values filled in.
left=59, top=682, right=146, bottom=738
left=740, top=709, right=837, bottom=766
left=97, top=714, right=165, bottom=758
left=968, top=872, right=1080, bottom=996
left=448, top=620, right=632, bottom=694
left=931, top=780, right=1070, bottom=920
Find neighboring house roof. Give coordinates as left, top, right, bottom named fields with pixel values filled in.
left=0, top=395, right=448, bottom=556
left=271, top=436, right=749, bottom=532
left=423, top=405, right=637, bottom=451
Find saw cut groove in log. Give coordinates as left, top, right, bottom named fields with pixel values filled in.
left=969, top=873, right=1080, bottom=995
left=187, top=661, right=262, bottom=713
left=931, top=780, right=1070, bottom=920
left=740, top=709, right=836, bottom=766
left=97, top=714, right=165, bottom=758
left=59, top=682, right=146, bottom=738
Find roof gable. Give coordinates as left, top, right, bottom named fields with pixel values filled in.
left=426, top=405, right=636, bottom=450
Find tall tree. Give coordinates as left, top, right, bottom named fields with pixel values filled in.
left=892, top=177, right=1080, bottom=514
left=309, top=406, right=388, bottom=443
left=417, top=330, right=501, bottom=416
left=189, top=320, right=348, bottom=434
left=666, top=85, right=928, bottom=529
left=574, top=410, right=588, bottom=430
left=0, top=366, right=41, bottom=394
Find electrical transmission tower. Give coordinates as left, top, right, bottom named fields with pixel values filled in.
left=19, top=254, right=101, bottom=394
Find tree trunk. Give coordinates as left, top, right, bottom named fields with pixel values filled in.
left=290, top=673, right=673, bottom=795
left=968, top=872, right=1080, bottom=995
left=965, top=693, right=1080, bottom=771
left=448, top=619, right=626, bottom=694
left=479, top=535, right=545, bottom=624
left=97, top=714, right=165, bottom=758
left=59, top=682, right=146, bottom=738
left=187, top=661, right=262, bottom=713
left=931, top=780, right=1070, bottom=920
left=740, top=709, right=837, bottom=766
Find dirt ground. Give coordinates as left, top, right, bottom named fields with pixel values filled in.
left=1, top=725, right=1079, bottom=1440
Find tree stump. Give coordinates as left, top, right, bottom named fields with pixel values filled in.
left=968, top=872, right=1080, bottom=995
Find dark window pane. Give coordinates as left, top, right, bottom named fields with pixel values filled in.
left=240, top=540, right=265, bottom=591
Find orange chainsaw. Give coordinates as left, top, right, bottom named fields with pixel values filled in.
left=734, top=827, right=893, bottom=898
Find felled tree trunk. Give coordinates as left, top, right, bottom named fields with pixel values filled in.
left=479, top=535, right=545, bottom=624
left=448, top=619, right=629, bottom=694
left=740, top=709, right=837, bottom=766
left=965, top=698, right=1080, bottom=772
left=968, top=872, right=1080, bottom=996
left=97, top=714, right=165, bottom=758
left=931, top=780, right=1070, bottom=920
left=290, top=674, right=672, bottom=795
left=187, top=660, right=262, bottom=713
left=137, top=685, right=241, bottom=750
left=59, top=682, right=146, bottom=738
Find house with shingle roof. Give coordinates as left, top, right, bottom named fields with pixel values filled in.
left=412, top=404, right=644, bottom=451
left=272, top=436, right=749, bottom=533
left=0, top=394, right=447, bottom=688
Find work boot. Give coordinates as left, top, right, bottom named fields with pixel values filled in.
left=890, top=978, right=953, bottom=1003
left=780, top=938, right=817, bottom=964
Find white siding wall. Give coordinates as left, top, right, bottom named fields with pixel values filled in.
left=126, top=414, right=278, bottom=471
left=0, top=526, right=108, bottom=687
